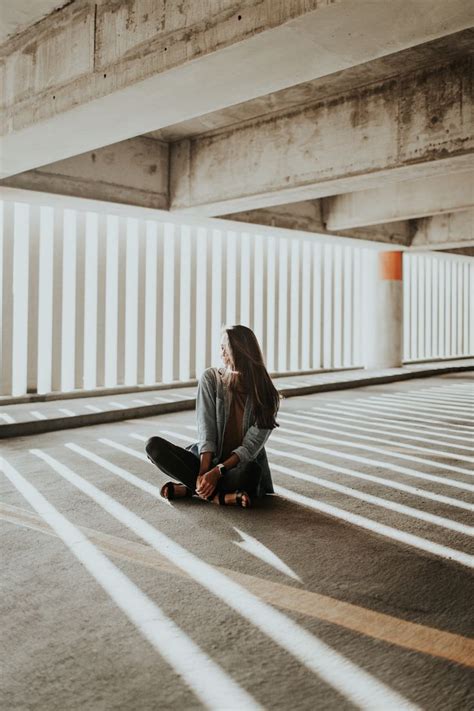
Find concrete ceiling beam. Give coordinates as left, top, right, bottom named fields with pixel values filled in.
left=322, top=171, right=474, bottom=230
left=169, top=58, right=473, bottom=215
left=1, top=0, right=474, bottom=178
left=409, top=209, right=474, bottom=250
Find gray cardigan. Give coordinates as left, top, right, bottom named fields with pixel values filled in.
left=185, top=366, right=275, bottom=496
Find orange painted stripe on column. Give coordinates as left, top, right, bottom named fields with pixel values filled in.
left=379, top=251, right=403, bottom=280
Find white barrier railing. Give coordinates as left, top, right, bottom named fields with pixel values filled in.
left=403, top=252, right=474, bottom=362
left=0, top=195, right=368, bottom=397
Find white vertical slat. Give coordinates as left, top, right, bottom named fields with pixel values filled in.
left=27, top=206, right=40, bottom=394
left=410, top=256, right=418, bottom=360
left=225, top=230, right=238, bottom=325
left=154, top=222, right=165, bottom=383
left=463, top=262, right=469, bottom=356
left=450, top=259, right=457, bottom=356
left=266, top=235, right=276, bottom=372
left=431, top=257, right=439, bottom=359
left=74, top=212, right=86, bottom=390
left=322, top=245, right=333, bottom=368
left=469, top=262, right=474, bottom=356
left=240, top=232, right=251, bottom=327
left=136, top=220, right=147, bottom=385
left=195, top=226, right=208, bottom=377
left=188, top=227, right=197, bottom=379
left=143, top=220, right=158, bottom=384
left=104, top=215, right=119, bottom=387
left=61, top=209, right=77, bottom=391
left=290, top=238, right=300, bottom=371
left=51, top=208, right=64, bottom=392
left=277, top=238, right=289, bottom=372
left=116, top=217, right=127, bottom=385
left=424, top=256, right=432, bottom=360
left=162, top=223, right=176, bottom=383
left=417, top=255, right=425, bottom=359
left=253, top=234, right=265, bottom=351
left=444, top=259, right=452, bottom=357
left=352, top=247, right=362, bottom=366
left=83, top=212, right=98, bottom=390
left=457, top=261, right=463, bottom=356
left=342, top=247, right=352, bottom=367
left=10, top=203, right=29, bottom=396
left=312, top=243, right=322, bottom=369
left=211, top=229, right=223, bottom=367
left=438, top=258, right=445, bottom=358
left=402, top=254, right=410, bottom=361
left=124, top=218, right=139, bottom=385
left=301, top=240, right=311, bottom=370
left=179, top=225, right=192, bottom=380
left=332, top=245, right=343, bottom=368
left=96, top=215, right=108, bottom=388
left=37, top=207, right=55, bottom=394
left=0, top=201, right=14, bottom=395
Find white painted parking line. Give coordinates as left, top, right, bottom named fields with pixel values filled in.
left=279, top=413, right=474, bottom=463
left=269, top=463, right=473, bottom=537
left=29, top=449, right=417, bottom=711
left=0, top=413, right=15, bottom=424
left=85, top=405, right=103, bottom=413
left=65, top=443, right=166, bottom=502
left=320, top=403, right=474, bottom=443
left=0, top=457, right=257, bottom=710
left=295, top=409, right=474, bottom=453
left=276, top=425, right=474, bottom=479
left=109, top=401, right=127, bottom=409
left=58, top=409, right=76, bottom=417
left=30, top=410, right=47, bottom=420
left=274, top=484, right=474, bottom=570
left=270, top=434, right=474, bottom=493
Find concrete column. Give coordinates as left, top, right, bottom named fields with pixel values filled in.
left=364, top=251, right=404, bottom=369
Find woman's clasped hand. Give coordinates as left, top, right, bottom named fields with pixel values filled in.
left=196, top=467, right=221, bottom=499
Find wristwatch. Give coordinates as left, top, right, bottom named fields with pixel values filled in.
left=216, top=463, right=227, bottom=477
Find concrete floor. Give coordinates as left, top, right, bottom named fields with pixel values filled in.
left=1, top=372, right=473, bottom=710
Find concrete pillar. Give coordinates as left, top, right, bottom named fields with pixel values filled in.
left=364, top=251, right=404, bottom=369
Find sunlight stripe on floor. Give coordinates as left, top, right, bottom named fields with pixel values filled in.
left=363, top=397, right=473, bottom=424
left=0, top=413, right=15, bottom=423
left=5, top=499, right=472, bottom=668
left=278, top=413, right=474, bottom=463
left=58, top=408, right=76, bottom=417
left=0, top=457, right=258, bottom=710
left=269, top=463, right=473, bottom=537
left=295, top=409, right=474, bottom=454
left=371, top=395, right=474, bottom=417
left=132, top=399, right=149, bottom=405
left=30, top=410, right=47, bottom=420
left=394, top=395, right=474, bottom=412
left=273, top=483, right=474, bottom=569
left=109, top=401, right=127, bottom=409
left=99, top=437, right=150, bottom=462
left=65, top=443, right=167, bottom=503
left=319, top=404, right=474, bottom=444
left=85, top=404, right=103, bottom=413
left=233, top=527, right=302, bottom=582
left=264, top=445, right=472, bottom=512
left=274, top=423, right=474, bottom=482
left=270, top=434, right=474, bottom=493
left=321, top=401, right=474, bottom=433
left=29, top=449, right=418, bottom=711
left=154, top=396, right=174, bottom=402
left=415, top=393, right=474, bottom=406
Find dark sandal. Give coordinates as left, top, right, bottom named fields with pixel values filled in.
left=235, top=490, right=252, bottom=508
left=160, top=482, right=192, bottom=500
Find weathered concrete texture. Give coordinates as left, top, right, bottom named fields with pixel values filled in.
left=410, top=209, right=474, bottom=250
left=0, top=0, right=71, bottom=44
left=226, top=200, right=415, bottom=246
left=322, top=171, right=474, bottom=230
left=1, top=136, right=169, bottom=209
left=170, top=58, right=474, bottom=215
left=2, top=1, right=474, bottom=177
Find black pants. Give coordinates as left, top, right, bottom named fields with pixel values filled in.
left=145, top=436, right=262, bottom=497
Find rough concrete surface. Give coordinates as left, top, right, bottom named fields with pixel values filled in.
left=1, top=372, right=473, bottom=710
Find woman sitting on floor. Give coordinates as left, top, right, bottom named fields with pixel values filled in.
left=145, top=324, right=281, bottom=508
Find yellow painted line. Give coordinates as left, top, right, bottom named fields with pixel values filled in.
left=2, top=502, right=473, bottom=669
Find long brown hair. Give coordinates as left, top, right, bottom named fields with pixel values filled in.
left=221, top=325, right=281, bottom=429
